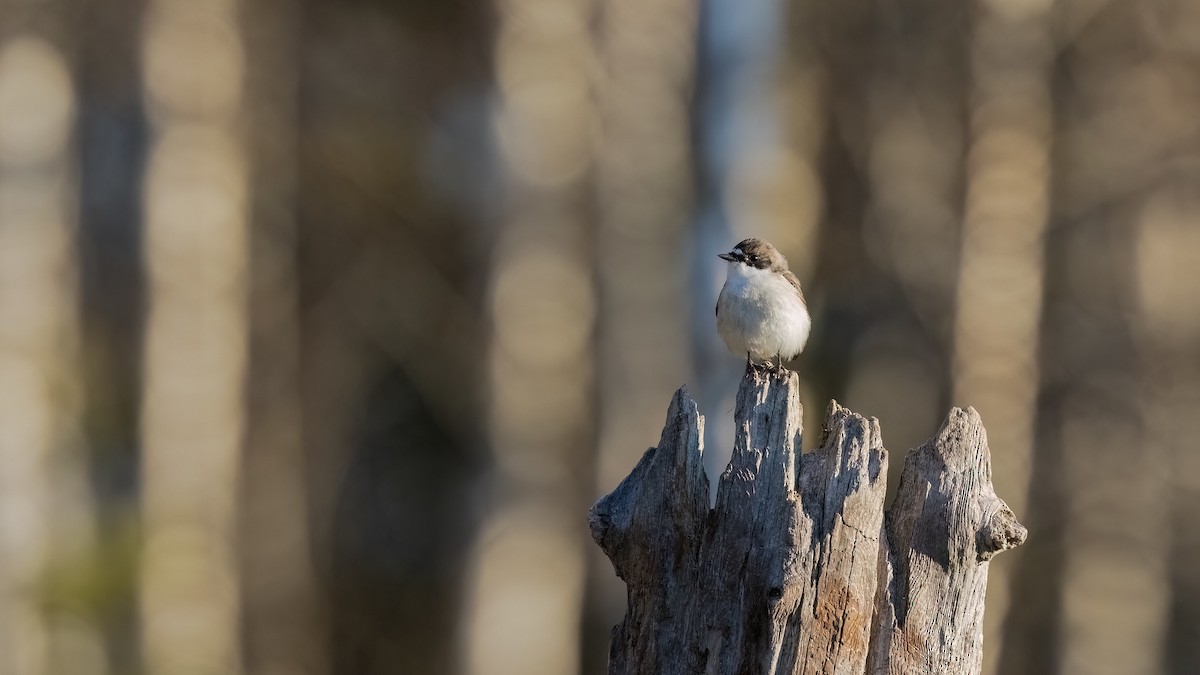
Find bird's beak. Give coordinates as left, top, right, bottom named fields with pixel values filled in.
left=718, top=251, right=737, bottom=262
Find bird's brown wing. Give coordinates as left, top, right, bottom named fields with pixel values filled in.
left=782, top=269, right=806, bottom=305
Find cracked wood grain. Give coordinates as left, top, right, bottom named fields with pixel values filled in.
left=589, top=366, right=1027, bottom=675
left=867, top=407, right=1027, bottom=675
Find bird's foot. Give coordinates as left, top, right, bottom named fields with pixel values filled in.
left=764, top=355, right=790, bottom=374
left=747, top=355, right=790, bottom=375
left=747, top=357, right=782, bottom=375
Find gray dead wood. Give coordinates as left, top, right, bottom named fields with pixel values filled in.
left=589, top=367, right=1027, bottom=675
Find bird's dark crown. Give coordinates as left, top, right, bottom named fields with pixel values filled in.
left=729, top=238, right=787, bottom=271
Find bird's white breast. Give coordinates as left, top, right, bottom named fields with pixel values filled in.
left=716, top=263, right=810, bottom=361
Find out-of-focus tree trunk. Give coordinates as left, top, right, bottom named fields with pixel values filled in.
left=240, top=1, right=324, bottom=674
left=774, top=0, right=966, bottom=472
left=952, top=3, right=1053, bottom=673
left=588, top=0, right=698, bottom=667
left=830, top=0, right=965, bottom=457
left=1125, top=13, right=1200, bottom=675
left=290, top=1, right=491, bottom=672
left=1134, top=185, right=1200, bottom=675
left=1034, top=224, right=1165, bottom=675
left=709, top=0, right=825, bottom=283
left=75, top=0, right=147, bottom=669
left=0, top=14, right=101, bottom=674
left=998, top=3, right=1192, bottom=673
left=463, top=0, right=597, bottom=673
left=292, top=2, right=490, bottom=672
left=770, top=0, right=824, bottom=286
left=138, top=1, right=249, bottom=673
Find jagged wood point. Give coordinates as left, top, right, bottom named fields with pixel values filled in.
left=588, top=367, right=1027, bottom=675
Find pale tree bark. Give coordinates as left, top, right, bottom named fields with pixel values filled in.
left=593, top=0, right=698, bottom=563
left=590, top=0, right=698, bottom=666
left=871, top=407, right=1027, bottom=675
left=464, top=0, right=598, bottom=673
left=952, top=4, right=1053, bottom=672
left=139, top=1, right=249, bottom=673
left=591, top=368, right=1025, bottom=675
left=1134, top=185, right=1200, bottom=674
left=0, top=20, right=103, bottom=675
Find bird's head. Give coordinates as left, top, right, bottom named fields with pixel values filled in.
left=718, top=238, right=787, bottom=272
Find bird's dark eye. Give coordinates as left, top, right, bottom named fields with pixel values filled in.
left=748, top=255, right=758, bottom=263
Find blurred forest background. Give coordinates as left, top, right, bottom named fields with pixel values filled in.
left=0, top=0, right=1198, bottom=674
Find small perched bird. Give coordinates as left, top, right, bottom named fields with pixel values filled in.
left=716, top=238, right=811, bottom=371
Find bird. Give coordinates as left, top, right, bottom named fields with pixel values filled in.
left=715, top=237, right=811, bottom=372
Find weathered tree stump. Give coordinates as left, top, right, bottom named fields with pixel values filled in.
left=588, top=367, right=1026, bottom=675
